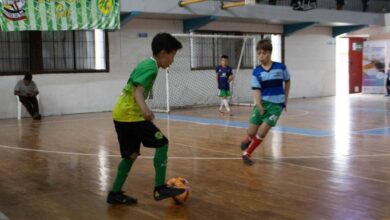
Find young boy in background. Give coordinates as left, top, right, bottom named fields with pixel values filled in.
left=216, top=55, right=234, bottom=116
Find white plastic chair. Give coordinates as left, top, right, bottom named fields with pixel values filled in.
left=16, top=95, right=39, bottom=120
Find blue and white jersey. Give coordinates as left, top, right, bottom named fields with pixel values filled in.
left=387, top=70, right=390, bottom=81
left=251, top=62, right=290, bottom=104
left=216, top=65, right=233, bottom=90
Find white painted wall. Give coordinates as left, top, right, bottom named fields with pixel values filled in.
left=0, top=19, right=182, bottom=119
left=0, top=19, right=336, bottom=119
left=201, top=21, right=283, bottom=34
left=285, top=26, right=336, bottom=98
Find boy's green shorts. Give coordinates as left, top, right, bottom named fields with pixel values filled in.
left=218, top=89, right=231, bottom=97
left=249, top=101, right=283, bottom=127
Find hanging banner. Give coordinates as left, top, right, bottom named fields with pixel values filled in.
left=0, top=0, right=120, bottom=31
left=362, top=41, right=387, bottom=94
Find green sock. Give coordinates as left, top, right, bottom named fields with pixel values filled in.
left=154, top=145, right=168, bottom=187
left=111, top=159, right=134, bottom=193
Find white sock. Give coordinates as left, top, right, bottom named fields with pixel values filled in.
left=219, top=100, right=224, bottom=111
left=223, top=99, right=230, bottom=112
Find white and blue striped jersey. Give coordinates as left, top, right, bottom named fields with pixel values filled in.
left=251, top=62, right=290, bottom=104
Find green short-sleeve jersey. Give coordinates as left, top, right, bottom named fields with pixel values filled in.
left=113, top=58, right=158, bottom=122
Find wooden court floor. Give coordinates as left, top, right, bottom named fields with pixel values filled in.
left=0, top=95, right=389, bottom=220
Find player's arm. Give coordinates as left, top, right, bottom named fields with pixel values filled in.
left=31, top=82, right=39, bottom=97
left=253, top=90, right=264, bottom=115
left=284, top=80, right=291, bottom=109
left=251, top=72, right=264, bottom=115
left=215, top=67, right=219, bottom=81
left=134, top=85, right=154, bottom=121
left=26, top=90, right=38, bottom=97
left=228, top=74, right=233, bottom=83
left=228, top=68, right=233, bottom=83
left=283, top=65, right=291, bottom=110
left=14, top=81, right=22, bottom=96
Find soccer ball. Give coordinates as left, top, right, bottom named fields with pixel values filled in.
left=166, top=177, right=190, bottom=204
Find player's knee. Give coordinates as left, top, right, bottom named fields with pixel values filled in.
left=247, top=131, right=257, bottom=138
left=129, top=153, right=139, bottom=160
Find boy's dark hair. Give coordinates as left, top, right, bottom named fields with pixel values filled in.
left=24, top=73, right=32, bottom=81
left=256, top=39, right=273, bottom=52
left=221, top=55, right=229, bottom=59
left=152, top=33, right=183, bottom=56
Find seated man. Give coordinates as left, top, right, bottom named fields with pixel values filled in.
left=14, top=73, right=41, bottom=120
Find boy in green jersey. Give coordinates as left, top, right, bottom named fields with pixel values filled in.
left=107, top=33, right=185, bottom=204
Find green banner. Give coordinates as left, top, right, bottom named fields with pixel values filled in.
left=0, top=0, right=120, bottom=31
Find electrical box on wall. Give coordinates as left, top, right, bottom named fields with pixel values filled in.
left=138, top=33, right=148, bottom=38
left=352, top=42, right=363, bottom=51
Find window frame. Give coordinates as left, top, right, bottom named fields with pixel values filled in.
left=191, top=30, right=285, bottom=71
left=0, top=31, right=31, bottom=76
left=0, top=30, right=110, bottom=76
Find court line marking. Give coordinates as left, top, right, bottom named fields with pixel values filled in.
left=289, top=104, right=390, bottom=113
left=351, top=126, right=390, bottom=132
left=0, top=143, right=240, bottom=160
left=0, top=109, right=310, bottom=128
left=0, top=114, right=332, bottom=137
left=281, top=109, right=310, bottom=118
left=175, top=143, right=390, bottom=185
left=0, top=212, right=10, bottom=220
left=268, top=154, right=390, bottom=159
left=0, top=116, right=109, bottom=129
left=175, top=143, right=390, bottom=159
left=157, top=114, right=333, bottom=137
left=1, top=113, right=390, bottom=137
left=132, top=207, right=161, bottom=219
left=352, top=127, right=390, bottom=136
left=0, top=144, right=119, bottom=157
left=268, top=159, right=390, bottom=185
left=1, top=143, right=390, bottom=160
left=1, top=143, right=389, bottom=185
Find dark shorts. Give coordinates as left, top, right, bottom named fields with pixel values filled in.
left=114, top=120, right=168, bottom=158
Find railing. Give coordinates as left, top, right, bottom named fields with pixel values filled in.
left=220, top=0, right=390, bottom=13
left=255, top=0, right=390, bottom=13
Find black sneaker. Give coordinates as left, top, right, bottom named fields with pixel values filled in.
left=242, top=155, right=253, bottom=166
left=33, top=113, right=41, bottom=120
left=33, top=115, right=42, bottom=120
left=240, top=142, right=250, bottom=151
left=107, top=191, right=137, bottom=205
left=153, top=184, right=185, bottom=201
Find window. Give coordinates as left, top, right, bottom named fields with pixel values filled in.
left=191, top=31, right=253, bottom=70
left=42, top=30, right=107, bottom=72
left=0, top=30, right=108, bottom=75
left=0, top=32, right=30, bottom=73
left=264, top=34, right=283, bottom=63
left=42, top=31, right=75, bottom=71
left=190, top=31, right=283, bottom=70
